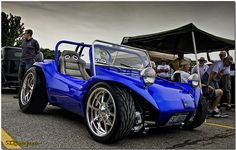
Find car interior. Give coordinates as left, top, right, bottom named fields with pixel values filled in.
left=59, top=50, right=90, bottom=80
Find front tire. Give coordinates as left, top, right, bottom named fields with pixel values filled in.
left=183, top=95, right=208, bottom=129
left=19, top=67, right=48, bottom=113
left=85, top=82, right=135, bottom=143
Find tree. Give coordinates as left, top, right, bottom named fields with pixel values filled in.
left=2, top=12, right=25, bottom=47
left=40, top=48, right=61, bottom=59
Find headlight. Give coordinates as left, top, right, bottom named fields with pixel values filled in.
left=188, top=73, right=199, bottom=88
left=140, top=67, right=156, bottom=86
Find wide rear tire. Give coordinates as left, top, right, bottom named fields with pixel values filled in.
left=19, top=67, right=48, bottom=113
left=85, top=82, right=135, bottom=143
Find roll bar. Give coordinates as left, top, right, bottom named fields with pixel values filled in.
left=54, top=40, right=91, bottom=67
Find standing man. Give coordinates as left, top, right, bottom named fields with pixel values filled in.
left=207, top=50, right=230, bottom=76
left=207, top=51, right=226, bottom=63
left=18, top=29, right=40, bottom=83
left=15, top=29, right=39, bottom=98
left=191, top=57, right=209, bottom=79
left=14, top=29, right=40, bottom=99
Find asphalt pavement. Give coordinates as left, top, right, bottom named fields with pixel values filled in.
left=1, top=89, right=235, bottom=149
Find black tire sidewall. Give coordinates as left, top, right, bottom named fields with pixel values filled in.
left=84, top=82, right=133, bottom=143
left=19, top=67, right=38, bottom=112
left=184, top=95, right=208, bottom=129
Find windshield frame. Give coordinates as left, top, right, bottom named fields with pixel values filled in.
left=92, top=40, right=151, bottom=76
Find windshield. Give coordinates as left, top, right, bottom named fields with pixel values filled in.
left=93, top=41, right=150, bottom=70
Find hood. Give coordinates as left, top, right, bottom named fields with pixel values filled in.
left=95, top=65, right=197, bottom=112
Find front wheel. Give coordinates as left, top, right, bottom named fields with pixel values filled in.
left=183, top=95, right=208, bottom=129
left=19, top=67, right=48, bottom=113
left=85, top=83, right=135, bottom=143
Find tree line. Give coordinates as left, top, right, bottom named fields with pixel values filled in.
left=1, top=11, right=58, bottom=59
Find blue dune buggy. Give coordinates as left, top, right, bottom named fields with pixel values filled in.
left=19, top=40, right=207, bottom=143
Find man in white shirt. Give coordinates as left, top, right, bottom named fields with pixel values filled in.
left=207, top=50, right=230, bottom=75
left=191, top=57, right=209, bottom=79
left=171, top=60, right=190, bottom=83
left=207, top=51, right=226, bottom=63
left=157, top=60, right=170, bottom=78
left=207, top=51, right=232, bottom=109
left=202, top=56, right=233, bottom=117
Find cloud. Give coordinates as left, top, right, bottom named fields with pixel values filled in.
left=2, top=1, right=234, bottom=52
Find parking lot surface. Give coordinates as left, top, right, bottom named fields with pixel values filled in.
left=1, top=89, right=235, bottom=149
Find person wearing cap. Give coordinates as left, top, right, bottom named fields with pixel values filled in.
left=157, top=59, right=171, bottom=79
left=171, top=60, right=190, bottom=83
left=201, top=56, right=233, bottom=117
left=191, top=57, right=209, bottom=79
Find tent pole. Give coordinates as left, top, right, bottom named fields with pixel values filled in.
left=191, top=31, right=202, bottom=89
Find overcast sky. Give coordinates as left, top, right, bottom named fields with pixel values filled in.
left=2, top=1, right=235, bottom=61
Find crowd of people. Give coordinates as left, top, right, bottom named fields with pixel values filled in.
left=155, top=51, right=233, bottom=118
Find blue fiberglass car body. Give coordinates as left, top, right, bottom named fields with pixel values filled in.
left=19, top=40, right=206, bottom=143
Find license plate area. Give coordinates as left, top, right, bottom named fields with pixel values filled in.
left=166, top=113, right=189, bottom=126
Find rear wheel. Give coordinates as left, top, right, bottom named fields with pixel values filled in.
left=183, top=95, right=208, bottom=129
left=85, top=82, right=135, bottom=143
left=19, top=67, right=48, bottom=113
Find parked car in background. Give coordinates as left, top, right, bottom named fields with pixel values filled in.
left=1, top=46, right=22, bottom=89
left=1, top=46, right=44, bottom=90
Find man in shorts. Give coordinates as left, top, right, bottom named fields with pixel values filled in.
left=202, top=56, right=233, bottom=118
left=207, top=50, right=232, bottom=109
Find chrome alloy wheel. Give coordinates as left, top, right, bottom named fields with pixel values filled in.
left=86, top=88, right=116, bottom=137
left=20, top=72, right=34, bottom=105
